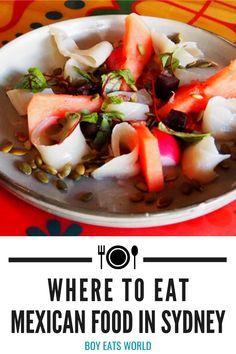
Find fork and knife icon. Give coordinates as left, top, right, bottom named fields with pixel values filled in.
left=98, top=245, right=138, bottom=269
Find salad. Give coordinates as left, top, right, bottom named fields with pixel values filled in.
left=3, top=13, right=236, bottom=206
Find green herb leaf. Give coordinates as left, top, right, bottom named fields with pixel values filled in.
left=15, top=67, right=47, bottom=93
left=101, top=111, right=124, bottom=121
left=93, top=116, right=111, bottom=147
left=73, top=66, right=92, bottom=81
left=81, top=112, right=98, bottom=124
left=101, top=95, right=124, bottom=111
left=101, top=69, right=136, bottom=94
left=160, top=52, right=180, bottom=72
left=158, top=122, right=210, bottom=142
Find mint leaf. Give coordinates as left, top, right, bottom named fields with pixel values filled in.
left=158, top=122, right=209, bottom=142
left=101, top=95, right=124, bottom=111
left=73, top=66, right=92, bottom=81
left=160, top=52, right=180, bottom=72
left=81, top=112, right=98, bottom=124
left=93, top=116, right=111, bottom=147
left=15, top=67, right=47, bottom=93
left=101, top=69, right=135, bottom=94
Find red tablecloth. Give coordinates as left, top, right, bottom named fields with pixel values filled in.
left=0, top=0, right=235, bottom=236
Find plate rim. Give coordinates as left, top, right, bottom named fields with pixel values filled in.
left=0, top=14, right=235, bottom=228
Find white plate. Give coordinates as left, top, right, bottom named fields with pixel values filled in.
left=0, top=15, right=235, bottom=228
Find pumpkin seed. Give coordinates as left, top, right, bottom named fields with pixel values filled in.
left=145, top=192, right=157, bottom=204
left=57, top=118, right=67, bottom=126
left=69, top=170, right=81, bottom=181
left=220, top=143, right=231, bottom=154
left=34, top=171, right=49, bottom=184
left=79, top=192, right=93, bottom=202
left=164, top=170, right=179, bottom=182
left=17, top=161, right=32, bottom=175
left=219, top=160, right=230, bottom=169
left=11, top=148, right=28, bottom=156
left=15, top=132, right=28, bottom=142
left=168, top=32, right=182, bottom=44
left=137, top=43, right=145, bottom=56
left=130, top=192, right=144, bottom=203
left=0, top=141, right=13, bottom=153
left=35, top=155, right=43, bottom=167
left=134, top=181, right=148, bottom=192
left=27, top=158, right=37, bottom=170
left=58, top=163, right=72, bottom=179
left=186, top=59, right=217, bottom=69
left=156, top=196, right=173, bottom=208
left=75, top=163, right=85, bottom=176
left=190, top=94, right=204, bottom=100
left=180, top=182, right=193, bottom=195
left=56, top=179, right=68, bottom=191
left=41, top=164, right=57, bottom=175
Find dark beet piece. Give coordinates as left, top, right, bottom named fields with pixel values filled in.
left=155, top=71, right=179, bottom=100
left=162, top=109, right=187, bottom=132
left=80, top=122, right=99, bottom=139
left=75, top=82, right=101, bottom=96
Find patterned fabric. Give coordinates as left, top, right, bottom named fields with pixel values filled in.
left=0, top=0, right=235, bottom=236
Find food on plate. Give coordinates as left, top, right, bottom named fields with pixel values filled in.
left=2, top=13, right=236, bottom=207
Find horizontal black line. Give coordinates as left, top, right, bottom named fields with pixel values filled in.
left=143, top=257, right=227, bottom=263
left=9, top=257, right=92, bottom=263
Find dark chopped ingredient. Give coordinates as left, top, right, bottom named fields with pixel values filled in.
left=80, top=121, right=99, bottom=139
left=69, top=81, right=101, bottom=96
left=155, top=71, right=179, bottom=100
left=162, top=109, right=187, bottom=132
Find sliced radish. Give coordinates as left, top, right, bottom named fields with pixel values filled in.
left=152, top=128, right=181, bottom=166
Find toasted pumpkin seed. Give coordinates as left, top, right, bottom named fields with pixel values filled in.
left=190, top=94, right=204, bottom=100
left=35, top=155, right=43, bottom=167
left=145, top=192, right=157, bottom=204
left=130, top=192, right=144, bottom=203
left=137, top=43, right=145, bottom=56
left=17, top=161, right=32, bottom=175
left=27, top=158, right=37, bottom=170
left=85, top=165, right=97, bottom=174
left=75, top=163, right=85, bottom=176
left=156, top=196, right=173, bottom=208
left=69, top=170, right=81, bottom=181
left=11, top=148, right=28, bottom=156
left=164, top=170, right=179, bottom=182
left=79, top=192, right=93, bottom=202
left=0, top=141, right=13, bottom=153
left=56, top=179, right=68, bottom=191
left=34, top=171, right=49, bottom=184
left=135, top=181, right=148, bottom=192
left=168, top=32, right=182, bottom=44
left=130, top=93, right=138, bottom=102
left=180, top=182, right=193, bottom=195
left=47, top=78, right=58, bottom=86
left=15, top=132, right=28, bottom=142
left=41, top=164, right=57, bottom=175
left=58, top=163, right=72, bottom=179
